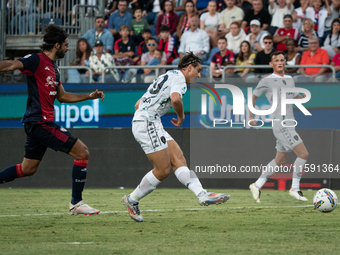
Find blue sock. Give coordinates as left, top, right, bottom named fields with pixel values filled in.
left=71, top=159, right=88, bottom=205
left=0, top=164, right=24, bottom=184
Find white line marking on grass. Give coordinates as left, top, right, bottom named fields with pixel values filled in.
left=59, top=242, right=94, bottom=245
left=0, top=204, right=314, bottom=218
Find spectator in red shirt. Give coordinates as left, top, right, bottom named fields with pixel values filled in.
left=210, top=37, right=235, bottom=79
left=331, top=52, right=340, bottom=79
left=158, top=26, right=178, bottom=64
left=273, top=14, right=299, bottom=51
left=297, top=35, right=330, bottom=82
left=156, top=0, right=179, bottom=36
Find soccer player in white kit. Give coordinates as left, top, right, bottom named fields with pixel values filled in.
left=249, top=51, right=309, bottom=203
left=122, top=52, right=230, bottom=222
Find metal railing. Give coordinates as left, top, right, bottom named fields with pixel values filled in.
left=0, top=0, right=5, bottom=60
left=101, top=65, right=213, bottom=83
left=223, top=64, right=336, bottom=82
left=4, top=0, right=104, bottom=36
left=58, top=65, right=92, bottom=83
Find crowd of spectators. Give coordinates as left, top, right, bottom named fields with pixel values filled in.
left=7, top=0, right=340, bottom=82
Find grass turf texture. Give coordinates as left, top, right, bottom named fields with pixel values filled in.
left=0, top=188, right=339, bottom=255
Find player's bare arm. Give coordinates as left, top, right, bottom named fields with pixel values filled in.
left=170, top=92, right=185, bottom=127
left=249, top=94, right=258, bottom=126
left=57, top=85, right=105, bottom=103
left=0, top=60, right=24, bottom=72
left=135, top=97, right=142, bottom=111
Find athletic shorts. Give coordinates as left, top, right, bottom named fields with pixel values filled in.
left=273, top=127, right=303, bottom=153
left=132, top=120, right=174, bottom=154
left=24, top=121, right=78, bottom=160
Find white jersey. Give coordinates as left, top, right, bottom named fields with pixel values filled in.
left=133, top=70, right=187, bottom=122
left=253, top=73, right=298, bottom=129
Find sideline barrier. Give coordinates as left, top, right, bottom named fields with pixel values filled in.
left=58, top=66, right=93, bottom=83
left=223, top=64, right=336, bottom=82
left=102, top=65, right=213, bottom=83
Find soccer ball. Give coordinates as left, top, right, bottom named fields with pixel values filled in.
left=313, top=188, right=338, bottom=213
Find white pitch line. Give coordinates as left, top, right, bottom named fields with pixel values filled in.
left=59, top=242, right=94, bottom=245
left=0, top=204, right=314, bottom=218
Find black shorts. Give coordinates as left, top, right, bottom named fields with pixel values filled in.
left=24, top=121, right=78, bottom=160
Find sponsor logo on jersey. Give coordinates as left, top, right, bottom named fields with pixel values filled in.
left=49, top=91, right=57, bottom=95
left=23, top=54, right=32, bottom=59
left=45, top=66, right=50, bottom=71
left=45, top=76, right=56, bottom=88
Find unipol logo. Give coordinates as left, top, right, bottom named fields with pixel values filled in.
left=200, top=84, right=312, bottom=128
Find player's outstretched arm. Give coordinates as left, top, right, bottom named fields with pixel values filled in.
left=249, top=94, right=258, bottom=126
left=170, top=92, right=185, bottom=127
left=0, top=60, right=24, bottom=72
left=57, top=85, right=105, bottom=103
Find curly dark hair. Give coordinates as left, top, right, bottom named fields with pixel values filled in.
left=40, top=24, right=68, bottom=51
left=178, top=51, right=202, bottom=70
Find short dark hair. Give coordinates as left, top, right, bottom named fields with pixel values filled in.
left=270, top=51, right=285, bottom=61
left=142, top=28, right=152, bottom=34
left=133, top=7, right=142, bottom=14
left=283, top=14, right=293, bottom=20
left=147, top=37, right=157, bottom=43
left=40, top=24, right=68, bottom=51
left=155, top=49, right=163, bottom=54
left=178, top=51, right=202, bottom=70
left=218, top=36, right=227, bottom=42
left=160, top=26, right=170, bottom=33
left=263, top=35, right=273, bottom=42
left=95, top=16, right=105, bottom=21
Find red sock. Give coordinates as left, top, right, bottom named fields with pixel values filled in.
left=16, top=164, right=24, bottom=178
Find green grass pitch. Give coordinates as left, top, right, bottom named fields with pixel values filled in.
left=0, top=188, right=339, bottom=255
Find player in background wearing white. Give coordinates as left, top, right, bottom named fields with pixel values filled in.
left=122, top=52, right=230, bottom=222
left=249, top=51, right=309, bottom=203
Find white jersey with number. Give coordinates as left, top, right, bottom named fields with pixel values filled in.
left=133, top=70, right=187, bottom=122
left=253, top=73, right=298, bottom=129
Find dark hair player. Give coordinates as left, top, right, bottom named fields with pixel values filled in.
left=0, top=25, right=105, bottom=215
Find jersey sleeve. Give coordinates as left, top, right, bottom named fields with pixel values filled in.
left=18, top=53, right=40, bottom=75
left=253, top=79, right=268, bottom=97
left=170, top=75, right=186, bottom=98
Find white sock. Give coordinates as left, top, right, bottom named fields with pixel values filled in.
left=174, top=166, right=205, bottom=196
left=291, top=157, right=307, bottom=191
left=129, top=170, right=161, bottom=203
left=255, top=159, right=277, bottom=189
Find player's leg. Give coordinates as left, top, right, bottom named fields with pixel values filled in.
left=122, top=148, right=170, bottom=222
left=289, top=142, right=309, bottom=201
left=128, top=148, right=171, bottom=202
left=250, top=151, right=289, bottom=203
left=122, top=121, right=172, bottom=222
left=66, top=138, right=100, bottom=215
left=0, top=158, right=41, bottom=184
left=168, top=140, right=230, bottom=206
left=0, top=125, right=46, bottom=184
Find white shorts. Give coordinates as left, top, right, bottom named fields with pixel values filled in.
left=273, top=127, right=303, bottom=153
left=132, top=120, right=174, bottom=154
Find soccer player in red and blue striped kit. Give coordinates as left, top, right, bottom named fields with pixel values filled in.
left=0, top=25, right=104, bottom=215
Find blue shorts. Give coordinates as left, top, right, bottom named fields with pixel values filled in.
left=24, top=121, right=78, bottom=160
